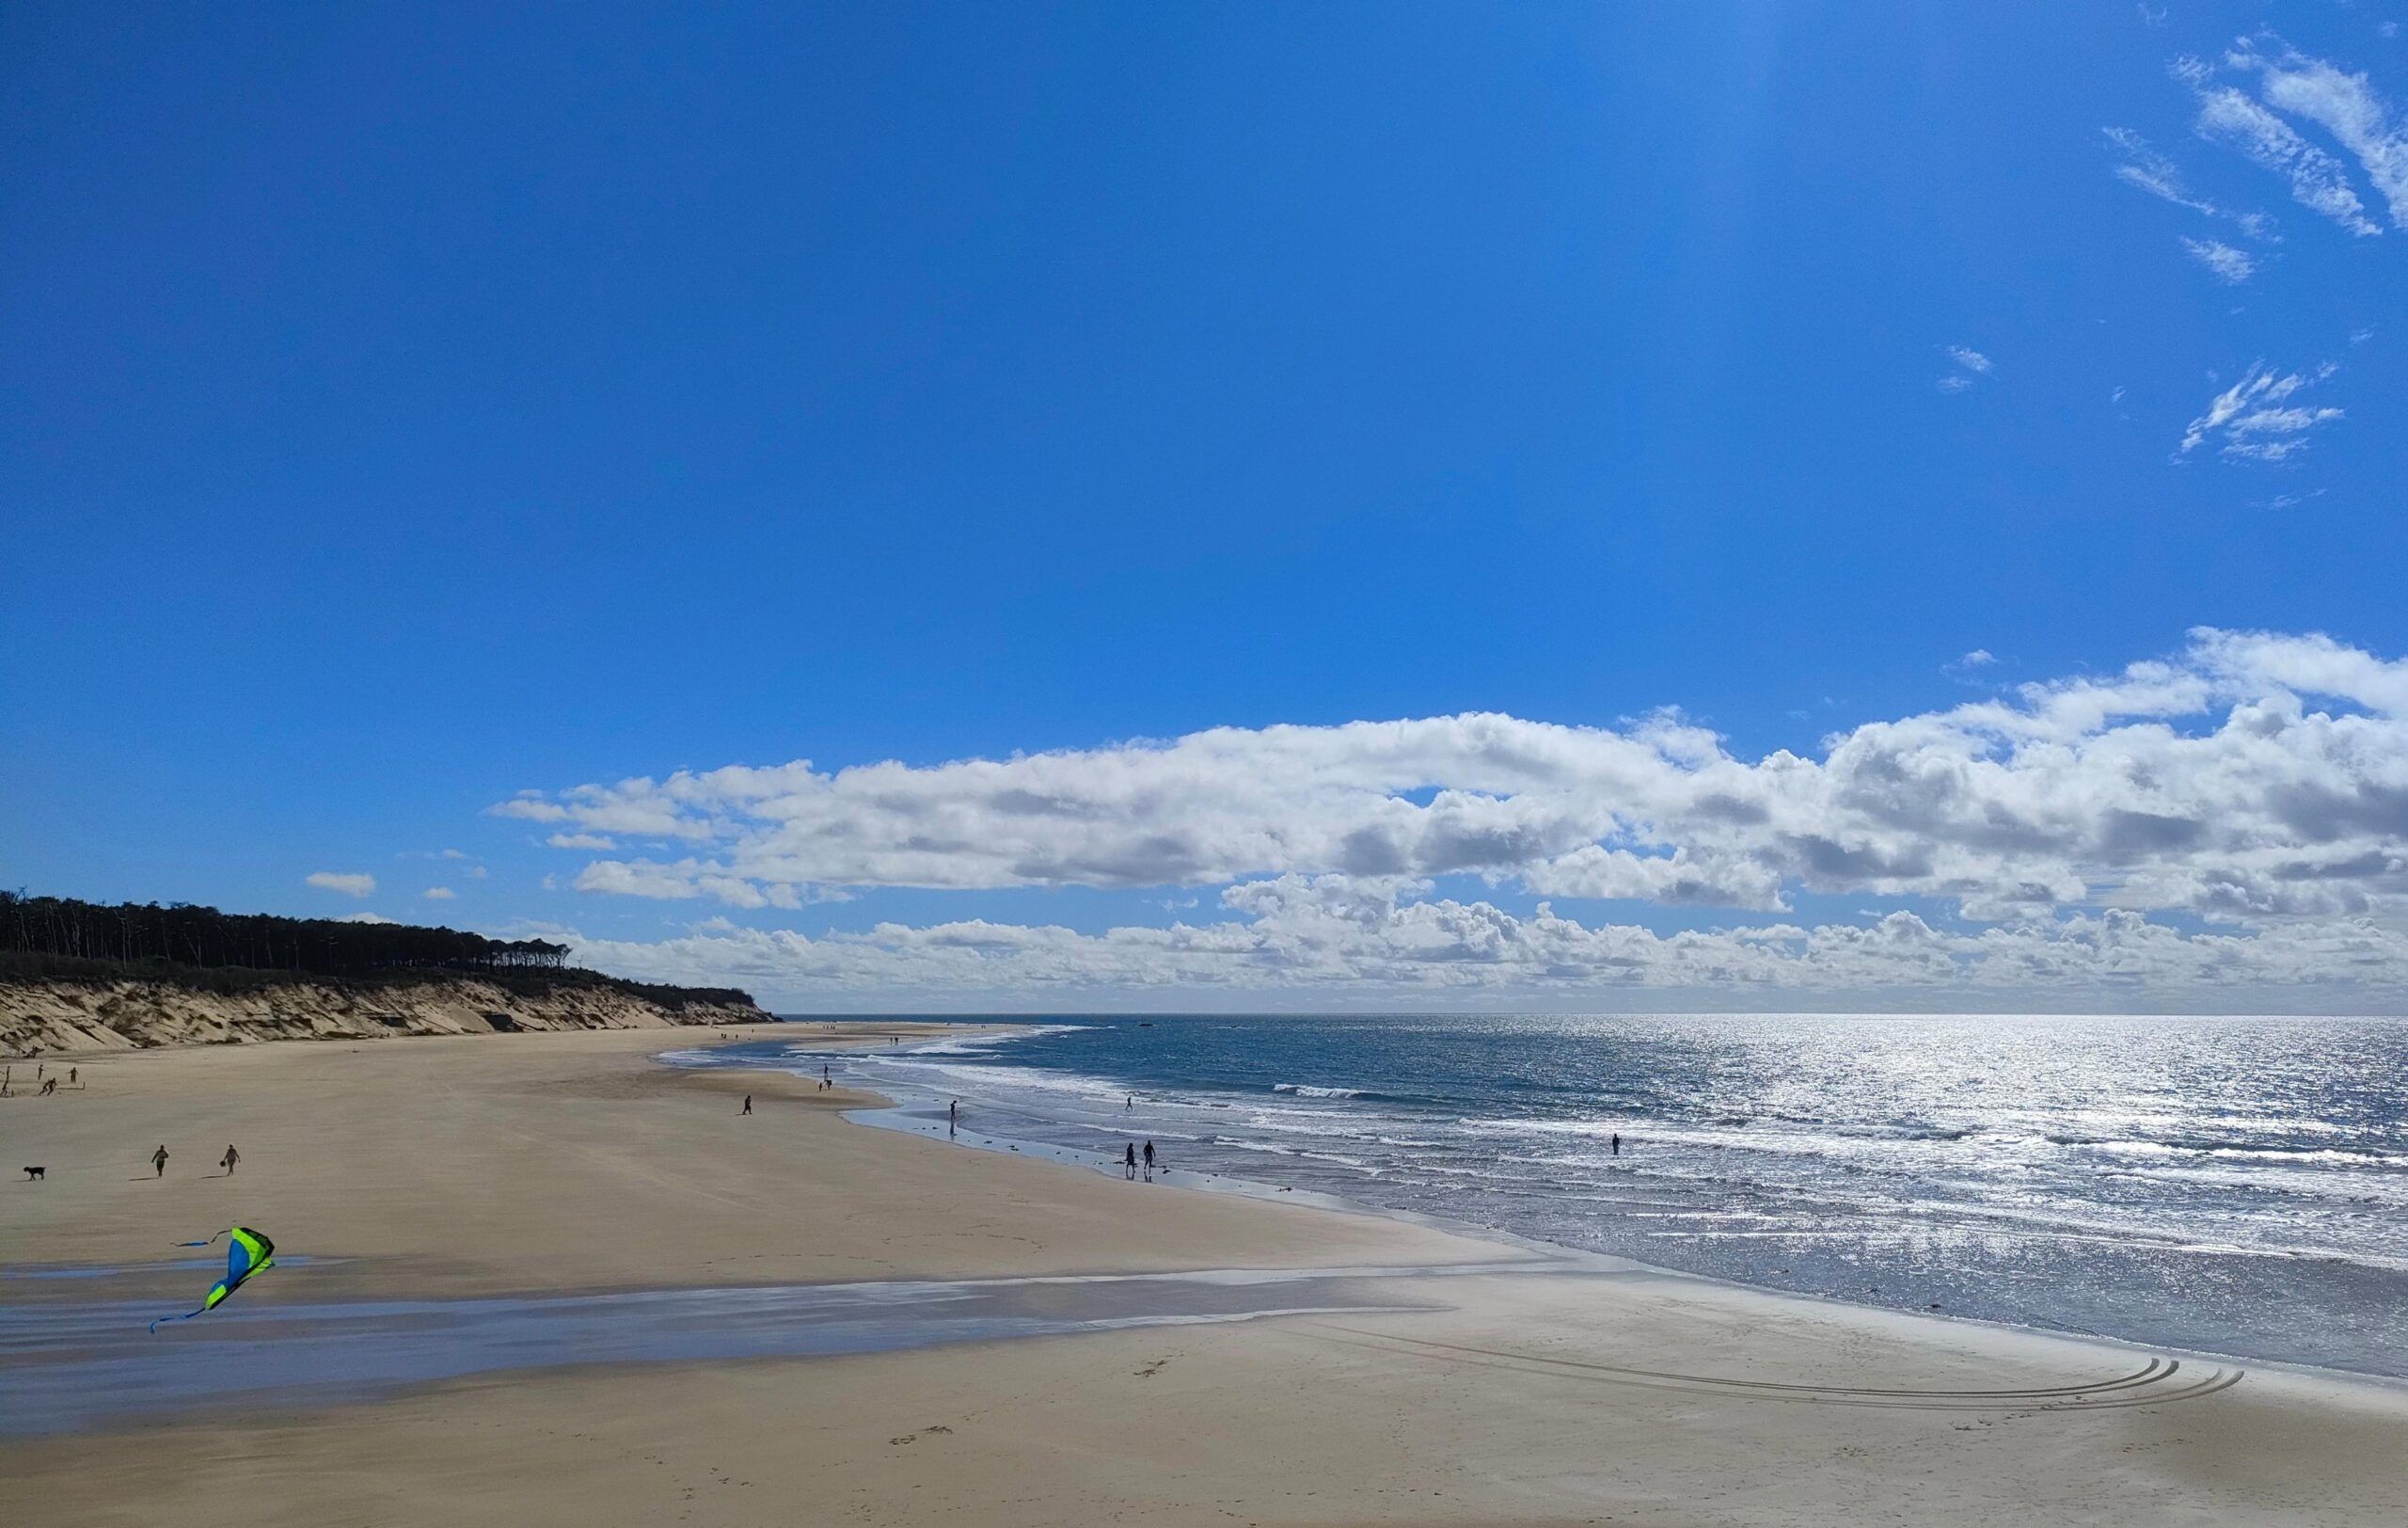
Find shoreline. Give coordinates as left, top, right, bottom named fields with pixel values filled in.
left=6, top=1025, right=2407, bottom=1523
left=698, top=1027, right=2408, bottom=1404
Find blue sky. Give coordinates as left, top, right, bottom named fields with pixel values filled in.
left=6, top=3, right=2408, bottom=1010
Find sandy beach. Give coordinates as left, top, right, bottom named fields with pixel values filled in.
left=6, top=1026, right=2407, bottom=1526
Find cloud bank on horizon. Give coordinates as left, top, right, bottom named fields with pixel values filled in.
left=497, top=629, right=2408, bottom=1006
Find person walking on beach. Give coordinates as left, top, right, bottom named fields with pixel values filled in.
left=40, top=1076, right=56, bottom=1095
left=1125, top=1095, right=1133, bottom=1111
left=221, top=1145, right=240, bottom=1175
left=741, top=1094, right=752, bottom=1115
left=1142, top=1139, right=1155, bottom=1182
left=68, top=1067, right=77, bottom=1088
left=948, top=1099, right=958, bottom=1137
left=1123, top=1142, right=1138, bottom=1180
left=150, top=1145, right=169, bottom=1178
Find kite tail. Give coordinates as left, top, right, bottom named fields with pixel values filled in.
left=171, top=1232, right=229, bottom=1249
left=149, top=1307, right=207, bottom=1334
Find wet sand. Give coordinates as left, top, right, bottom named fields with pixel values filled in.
left=5, top=1025, right=2406, bottom=1525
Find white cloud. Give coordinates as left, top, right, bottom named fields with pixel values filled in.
left=2227, top=40, right=2408, bottom=229
left=547, top=832, right=619, bottom=851
left=2185, top=53, right=2385, bottom=235
left=307, top=871, right=376, bottom=898
left=509, top=629, right=2408, bottom=946
left=2104, top=125, right=2220, bottom=213
left=2177, top=361, right=2343, bottom=460
left=336, top=912, right=399, bottom=925
left=1936, top=346, right=1991, bottom=394
left=2104, top=126, right=2282, bottom=239
left=424, top=886, right=457, bottom=900
left=2179, top=234, right=2259, bottom=281
left=557, top=895, right=2408, bottom=1010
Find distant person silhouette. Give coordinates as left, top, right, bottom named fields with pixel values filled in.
left=1123, top=1142, right=1137, bottom=1180
left=741, top=1095, right=752, bottom=1115
left=39, top=1077, right=55, bottom=1095
left=1142, top=1140, right=1155, bottom=1181
left=150, top=1145, right=169, bottom=1178
left=948, top=1099, right=958, bottom=1137
left=221, top=1145, right=240, bottom=1175
left=68, top=1067, right=77, bottom=1087
left=1611, top=1133, right=1621, bottom=1156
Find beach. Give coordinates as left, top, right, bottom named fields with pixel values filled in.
left=6, top=1026, right=2407, bottom=1526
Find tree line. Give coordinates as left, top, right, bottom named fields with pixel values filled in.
left=0, top=891, right=573, bottom=978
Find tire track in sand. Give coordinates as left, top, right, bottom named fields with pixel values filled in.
left=1304, top=1325, right=2242, bottom=1411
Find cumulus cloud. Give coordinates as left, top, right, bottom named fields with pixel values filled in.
left=336, top=911, right=399, bottom=925
left=2177, top=361, right=2343, bottom=460
left=307, top=871, right=375, bottom=898
left=547, top=832, right=618, bottom=850
left=424, top=886, right=456, bottom=900
left=556, top=894, right=2408, bottom=1008
left=506, top=629, right=2408, bottom=945
left=2179, top=234, right=2259, bottom=281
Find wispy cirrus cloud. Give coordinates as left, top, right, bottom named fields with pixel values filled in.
left=2226, top=38, right=2408, bottom=229
left=1936, top=345, right=1992, bottom=393
left=2104, top=125, right=2221, bottom=214
left=2180, top=40, right=2406, bottom=237
left=2176, top=361, right=2343, bottom=460
left=2102, top=125, right=2280, bottom=238
left=2178, top=234, right=2259, bottom=281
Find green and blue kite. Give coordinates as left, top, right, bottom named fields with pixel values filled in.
left=151, top=1226, right=277, bottom=1332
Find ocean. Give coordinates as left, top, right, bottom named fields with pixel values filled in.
left=676, top=1012, right=2408, bottom=1379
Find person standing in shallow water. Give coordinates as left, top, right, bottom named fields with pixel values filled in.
left=150, top=1145, right=168, bottom=1178
left=1142, top=1140, right=1155, bottom=1181
left=948, top=1099, right=958, bottom=1137
left=1610, top=1133, right=1621, bottom=1156
left=1123, top=1142, right=1137, bottom=1180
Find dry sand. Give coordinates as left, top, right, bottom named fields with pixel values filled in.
left=5, top=1025, right=2406, bottom=1526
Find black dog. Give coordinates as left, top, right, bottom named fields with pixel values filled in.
left=22, top=1167, right=43, bottom=1181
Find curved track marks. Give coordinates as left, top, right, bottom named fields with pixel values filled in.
left=1305, top=1324, right=2243, bottom=1411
